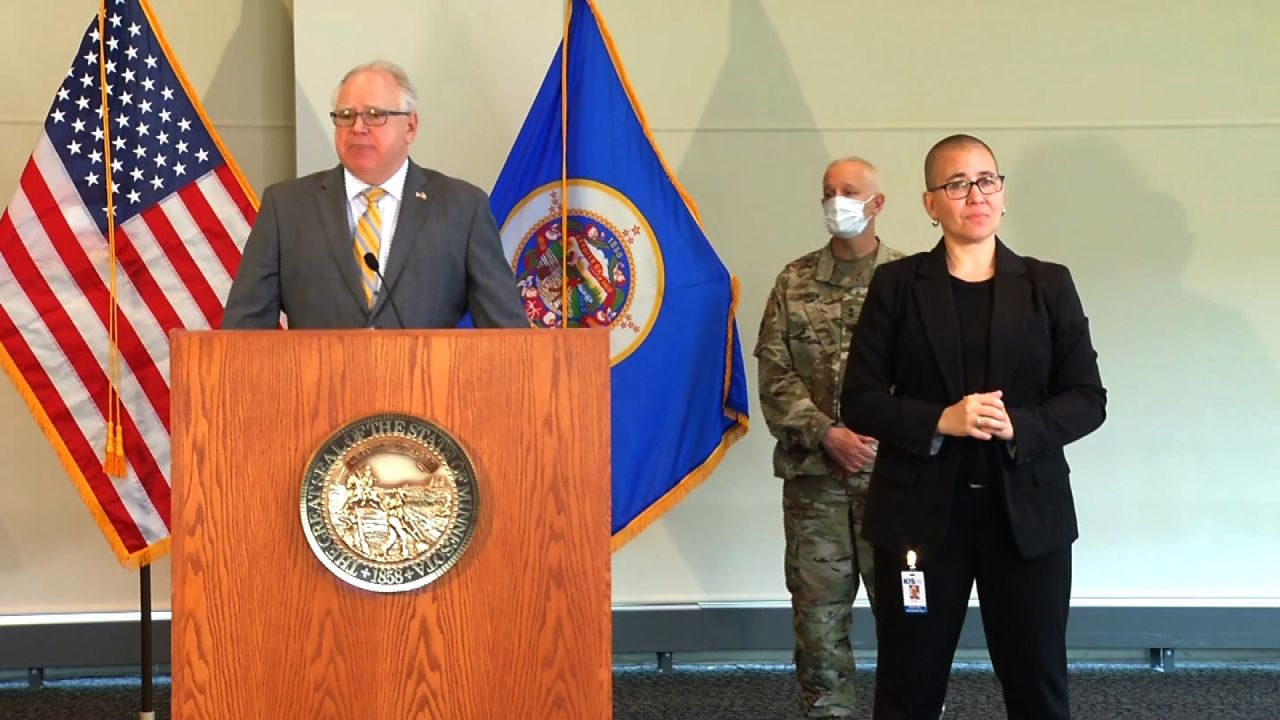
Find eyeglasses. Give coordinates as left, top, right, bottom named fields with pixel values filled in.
left=927, top=175, right=1005, bottom=200
left=330, top=107, right=412, bottom=127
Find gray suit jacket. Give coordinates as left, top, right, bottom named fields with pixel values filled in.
left=221, top=161, right=527, bottom=329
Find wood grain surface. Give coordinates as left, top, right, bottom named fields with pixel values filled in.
left=170, top=329, right=611, bottom=719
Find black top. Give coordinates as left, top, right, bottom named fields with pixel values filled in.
left=950, top=275, right=998, bottom=487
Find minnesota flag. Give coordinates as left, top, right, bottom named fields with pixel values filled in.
left=490, top=0, right=749, bottom=548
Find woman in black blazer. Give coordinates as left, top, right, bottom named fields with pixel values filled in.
left=840, top=135, right=1106, bottom=720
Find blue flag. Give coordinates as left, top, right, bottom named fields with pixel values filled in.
left=490, top=0, right=749, bottom=548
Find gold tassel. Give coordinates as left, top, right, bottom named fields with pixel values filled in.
left=96, top=6, right=126, bottom=482
left=104, top=422, right=126, bottom=477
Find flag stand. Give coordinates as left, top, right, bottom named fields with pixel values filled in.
left=139, top=564, right=155, bottom=720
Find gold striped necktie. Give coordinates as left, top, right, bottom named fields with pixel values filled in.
left=354, top=186, right=387, bottom=306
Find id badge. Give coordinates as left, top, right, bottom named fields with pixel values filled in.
left=901, top=549, right=927, bottom=614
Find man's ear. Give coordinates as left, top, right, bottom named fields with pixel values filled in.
left=405, top=110, right=420, bottom=143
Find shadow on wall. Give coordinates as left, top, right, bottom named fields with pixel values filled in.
left=293, top=75, right=329, bottom=180
left=202, top=0, right=297, bottom=187
left=1008, top=135, right=1279, bottom=579
left=653, top=1, right=831, bottom=559
left=0, top=519, right=16, bottom=572
left=398, top=2, right=521, bottom=188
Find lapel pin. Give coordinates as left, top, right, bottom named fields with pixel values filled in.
left=415, top=191, right=428, bottom=200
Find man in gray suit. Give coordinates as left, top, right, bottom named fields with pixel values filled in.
left=222, top=60, right=527, bottom=329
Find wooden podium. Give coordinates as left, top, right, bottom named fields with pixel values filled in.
left=169, top=329, right=611, bottom=719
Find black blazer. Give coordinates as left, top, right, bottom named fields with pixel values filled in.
left=839, top=240, right=1106, bottom=560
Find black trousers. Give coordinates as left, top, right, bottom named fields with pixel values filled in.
left=871, top=482, right=1072, bottom=720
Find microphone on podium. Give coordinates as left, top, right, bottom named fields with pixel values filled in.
left=362, top=252, right=406, bottom=329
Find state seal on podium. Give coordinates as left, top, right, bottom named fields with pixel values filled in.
left=299, top=413, right=479, bottom=592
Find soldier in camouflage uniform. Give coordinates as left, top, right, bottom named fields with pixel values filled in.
left=755, top=157, right=905, bottom=718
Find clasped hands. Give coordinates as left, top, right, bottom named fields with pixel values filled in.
left=822, top=391, right=1014, bottom=474
left=938, top=390, right=1015, bottom=441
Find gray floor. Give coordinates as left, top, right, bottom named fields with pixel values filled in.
left=614, top=661, right=1280, bottom=719
left=0, top=662, right=1278, bottom=719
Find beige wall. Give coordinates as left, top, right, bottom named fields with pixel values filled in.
left=2, top=0, right=1279, bottom=614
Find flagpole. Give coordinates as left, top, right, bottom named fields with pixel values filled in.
left=560, top=0, right=570, bottom=329
left=139, top=564, right=155, bottom=720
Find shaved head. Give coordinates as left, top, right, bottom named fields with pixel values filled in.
left=924, top=135, right=997, bottom=187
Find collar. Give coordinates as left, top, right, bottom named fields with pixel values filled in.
left=343, top=158, right=410, bottom=203
left=815, top=237, right=889, bottom=286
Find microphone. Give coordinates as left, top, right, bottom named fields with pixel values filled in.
left=362, top=252, right=406, bottom=329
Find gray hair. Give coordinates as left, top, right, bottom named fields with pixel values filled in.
left=332, top=60, right=418, bottom=112
left=823, top=156, right=879, bottom=190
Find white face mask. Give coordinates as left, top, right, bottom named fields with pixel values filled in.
left=823, top=195, right=875, bottom=239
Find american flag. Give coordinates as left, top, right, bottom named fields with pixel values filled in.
left=0, top=0, right=256, bottom=566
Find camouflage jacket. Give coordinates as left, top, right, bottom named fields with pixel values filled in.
left=754, top=240, right=905, bottom=479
